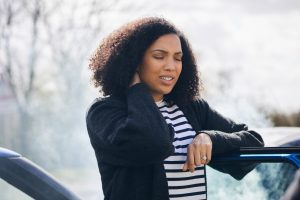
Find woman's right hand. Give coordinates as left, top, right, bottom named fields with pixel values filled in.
left=129, top=72, right=141, bottom=87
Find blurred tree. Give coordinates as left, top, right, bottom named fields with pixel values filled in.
left=1, top=0, right=42, bottom=154
left=268, top=111, right=300, bottom=127
left=0, top=0, right=118, bottom=167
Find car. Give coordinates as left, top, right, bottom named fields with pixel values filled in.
left=1, top=127, right=299, bottom=200
left=208, top=127, right=300, bottom=200
left=0, top=147, right=81, bottom=200
left=256, top=127, right=300, bottom=147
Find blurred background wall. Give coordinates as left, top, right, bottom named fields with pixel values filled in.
left=1, top=0, right=300, bottom=199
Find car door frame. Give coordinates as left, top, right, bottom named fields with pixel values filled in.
left=210, top=147, right=300, bottom=168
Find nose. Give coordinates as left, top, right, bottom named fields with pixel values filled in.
left=164, top=57, right=177, bottom=71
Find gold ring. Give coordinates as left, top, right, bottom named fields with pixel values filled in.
left=201, top=156, right=207, bottom=161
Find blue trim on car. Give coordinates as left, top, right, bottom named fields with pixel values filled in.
left=211, top=147, right=300, bottom=168
left=0, top=147, right=21, bottom=158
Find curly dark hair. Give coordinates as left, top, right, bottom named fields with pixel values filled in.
left=89, top=17, right=202, bottom=106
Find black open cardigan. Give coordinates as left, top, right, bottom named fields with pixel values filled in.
left=86, top=83, right=264, bottom=200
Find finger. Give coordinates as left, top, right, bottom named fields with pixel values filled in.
left=206, top=143, right=212, bottom=164
left=200, top=143, right=207, bottom=165
left=194, top=144, right=201, bottom=166
left=200, top=133, right=212, bottom=164
left=182, top=162, right=188, bottom=171
left=188, top=145, right=195, bottom=172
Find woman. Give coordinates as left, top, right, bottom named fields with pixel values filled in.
left=86, top=17, right=264, bottom=200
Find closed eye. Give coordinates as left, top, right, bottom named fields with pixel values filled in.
left=175, top=56, right=182, bottom=61
left=153, top=55, right=164, bottom=59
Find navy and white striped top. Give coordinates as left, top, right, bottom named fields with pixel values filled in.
left=156, top=100, right=207, bottom=200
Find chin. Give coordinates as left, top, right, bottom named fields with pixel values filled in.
left=153, top=86, right=175, bottom=97
left=162, top=88, right=174, bottom=95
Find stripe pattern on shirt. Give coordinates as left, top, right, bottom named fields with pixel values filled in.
left=156, top=100, right=207, bottom=200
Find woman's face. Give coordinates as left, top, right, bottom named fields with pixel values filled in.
left=139, top=34, right=183, bottom=102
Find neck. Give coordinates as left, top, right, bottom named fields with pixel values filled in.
left=153, top=95, right=163, bottom=102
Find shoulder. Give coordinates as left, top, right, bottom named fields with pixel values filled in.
left=187, top=97, right=210, bottom=112
left=86, top=95, right=126, bottom=118
left=191, top=97, right=208, bottom=105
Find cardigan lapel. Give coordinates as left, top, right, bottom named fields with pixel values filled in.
left=180, top=103, right=202, bottom=135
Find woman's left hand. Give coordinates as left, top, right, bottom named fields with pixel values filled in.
left=182, top=133, right=212, bottom=172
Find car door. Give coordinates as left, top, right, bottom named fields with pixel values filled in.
left=207, top=147, right=300, bottom=200
left=0, top=147, right=81, bottom=200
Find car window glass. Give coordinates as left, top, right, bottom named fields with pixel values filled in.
left=207, top=163, right=297, bottom=200
left=0, top=179, right=32, bottom=200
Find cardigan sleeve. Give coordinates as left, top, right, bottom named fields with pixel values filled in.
left=197, top=99, right=264, bottom=154
left=192, top=99, right=264, bottom=180
left=86, top=83, right=174, bottom=166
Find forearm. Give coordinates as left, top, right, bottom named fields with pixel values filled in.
left=201, top=130, right=264, bottom=154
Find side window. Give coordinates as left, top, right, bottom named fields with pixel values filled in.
left=207, top=163, right=297, bottom=199
left=0, top=179, right=32, bottom=200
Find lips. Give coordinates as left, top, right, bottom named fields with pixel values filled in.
left=158, top=75, right=176, bottom=86
left=159, top=76, right=174, bottom=81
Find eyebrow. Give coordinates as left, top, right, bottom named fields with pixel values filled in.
left=151, top=49, right=183, bottom=55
